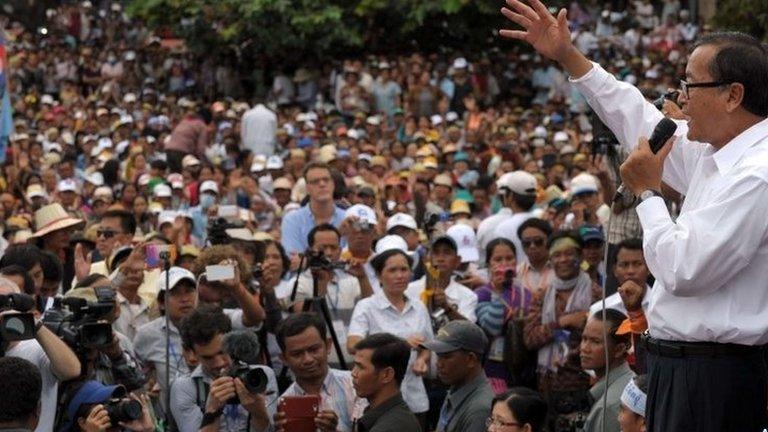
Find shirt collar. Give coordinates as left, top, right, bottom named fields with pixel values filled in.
left=712, top=117, right=768, bottom=175
left=446, top=371, right=488, bottom=408
left=293, top=368, right=335, bottom=395
left=358, top=393, right=407, bottom=430
left=374, top=292, right=414, bottom=313
left=589, top=362, right=633, bottom=400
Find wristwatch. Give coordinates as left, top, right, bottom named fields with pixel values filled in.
left=639, top=189, right=663, bottom=202
left=200, top=409, right=223, bottom=427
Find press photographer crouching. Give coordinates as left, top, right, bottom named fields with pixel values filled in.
left=0, top=277, right=81, bottom=432
left=57, top=381, right=154, bottom=432
left=171, top=305, right=278, bottom=432
left=44, top=274, right=146, bottom=392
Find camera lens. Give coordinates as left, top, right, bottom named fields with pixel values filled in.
left=105, top=399, right=142, bottom=423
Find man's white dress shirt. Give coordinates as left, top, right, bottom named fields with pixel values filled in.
left=572, top=63, right=768, bottom=345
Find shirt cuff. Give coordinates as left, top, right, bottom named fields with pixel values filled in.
left=635, top=196, right=671, bottom=231
left=568, top=62, right=611, bottom=101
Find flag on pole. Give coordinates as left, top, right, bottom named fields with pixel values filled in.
left=0, top=29, right=14, bottom=164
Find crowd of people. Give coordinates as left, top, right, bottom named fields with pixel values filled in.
left=0, top=0, right=733, bottom=431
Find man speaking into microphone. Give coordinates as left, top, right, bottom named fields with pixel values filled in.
left=499, top=1, right=768, bottom=431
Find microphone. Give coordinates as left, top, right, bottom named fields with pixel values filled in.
left=222, top=330, right=262, bottom=364
left=613, top=118, right=678, bottom=204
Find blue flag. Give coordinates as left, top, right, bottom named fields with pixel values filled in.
left=0, top=30, right=14, bottom=164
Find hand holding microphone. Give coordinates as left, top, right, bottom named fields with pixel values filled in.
left=616, top=118, right=678, bottom=200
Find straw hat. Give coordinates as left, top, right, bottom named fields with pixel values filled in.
left=31, top=203, right=86, bottom=238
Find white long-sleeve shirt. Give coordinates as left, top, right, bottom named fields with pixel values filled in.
left=572, top=63, right=768, bottom=345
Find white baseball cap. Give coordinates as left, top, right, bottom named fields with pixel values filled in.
left=158, top=211, right=177, bottom=227
left=496, top=171, right=537, bottom=196
left=157, top=267, right=196, bottom=292
left=570, top=173, right=600, bottom=195
left=200, top=180, right=219, bottom=195
left=57, top=179, right=78, bottom=193
left=182, top=155, right=201, bottom=168
left=452, top=57, right=468, bottom=69
left=446, top=224, right=479, bottom=263
left=250, top=156, right=267, bottom=173
left=266, top=155, right=284, bottom=170
left=153, top=184, right=172, bottom=198
left=374, top=235, right=412, bottom=256
left=386, top=213, right=418, bottom=232
left=554, top=131, right=569, bottom=143
left=345, top=204, right=377, bottom=226
left=86, top=172, right=105, bottom=187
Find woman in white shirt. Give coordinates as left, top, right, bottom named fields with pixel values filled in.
left=347, top=248, right=433, bottom=421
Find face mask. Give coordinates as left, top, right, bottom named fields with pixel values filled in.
left=200, top=194, right=215, bottom=209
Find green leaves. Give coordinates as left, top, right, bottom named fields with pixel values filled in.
left=712, top=0, right=768, bottom=40
left=127, top=0, right=503, bottom=58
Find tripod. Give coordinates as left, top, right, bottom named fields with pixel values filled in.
left=289, top=255, right=349, bottom=370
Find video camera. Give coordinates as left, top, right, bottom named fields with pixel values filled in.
left=0, top=293, right=37, bottom=353
left=42, top=287, right=116, bottom=351
left=207, top=217, right=244, bottom=246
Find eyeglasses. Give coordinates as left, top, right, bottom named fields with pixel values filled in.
left=522, top=238, right=545, bottom=248
left=485, top=417, right=522, bottom=429
left=307, top=177, right=332, bottom=186
left=679, top=79, right=731, bottom=98
left=97, top=229, right=121, bottom=239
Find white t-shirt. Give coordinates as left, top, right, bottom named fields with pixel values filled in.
left=7, top=340, right=58, bottom=432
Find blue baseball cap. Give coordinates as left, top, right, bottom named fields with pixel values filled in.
left=60, top=381, right=126, bottom=432
left=297, top=137, right=314, bottom=148
left=578, top=225, right=605, bottom=243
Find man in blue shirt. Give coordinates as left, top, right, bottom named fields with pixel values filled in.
left=280, top=162, right=346, bottom=258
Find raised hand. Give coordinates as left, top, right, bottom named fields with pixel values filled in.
left=500, top=0, right=591, bottom=78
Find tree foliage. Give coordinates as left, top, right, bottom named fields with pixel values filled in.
left=126, top=0, right=507, bottom=61
left=711, top=0, right=768, bottom=40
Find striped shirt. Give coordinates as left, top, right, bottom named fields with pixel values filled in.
left=280, top=368, right=367, bottom=432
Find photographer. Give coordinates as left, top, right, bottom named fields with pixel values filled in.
left=61, top=275, right=146, bottom=392
left=1, top=276, right=81, bottom=432
left=58, top=380, right=155, bottom=432
left=171, top=306, right=277, bottom=432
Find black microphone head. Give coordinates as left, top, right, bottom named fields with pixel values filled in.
left=222, top=330, right=261, bottom=364
left=648, top=118, right=678, bottom=154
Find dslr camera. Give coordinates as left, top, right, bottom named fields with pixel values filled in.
left=0, top=293, right=37, bottom=353
left=104, top=398, right=142, bottom=424
left=42, top=287, right=116, bottom=351
left=226, top=364, right=268, bottom=405
left=304, top=250, right=344, bottom=272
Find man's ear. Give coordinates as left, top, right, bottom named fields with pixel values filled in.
left=379, top=366, right=396, bottom=386
left=725, top=83, right=745, bottom=114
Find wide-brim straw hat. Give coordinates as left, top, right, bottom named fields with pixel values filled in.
left=31, top=203, right=86, bottom=238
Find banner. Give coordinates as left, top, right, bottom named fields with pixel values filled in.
left=0, top=30, right=14, bottom=164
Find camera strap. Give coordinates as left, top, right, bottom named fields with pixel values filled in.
left=193, top=376, right=209, bottom=412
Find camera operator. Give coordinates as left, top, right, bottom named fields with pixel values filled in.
left=62, top=275, right=146, bottom=392
left=58, top=380, right=154, bottom=432
left=292, top=224, right=366, bottom=367
left=0, top=357, right=42, bottom=432
left=1, top=276, right=81, bottom=432
left=171, top=305, right=277, bottom=432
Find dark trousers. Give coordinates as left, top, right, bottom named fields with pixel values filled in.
left=647, top=348, right=767, bottom=432
left=166, top=149, right=186, bottom=173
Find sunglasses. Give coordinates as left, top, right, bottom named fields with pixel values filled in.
left=97, top=229, right=120, bottom=239
left=522, top=238, right=545, bottom=248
